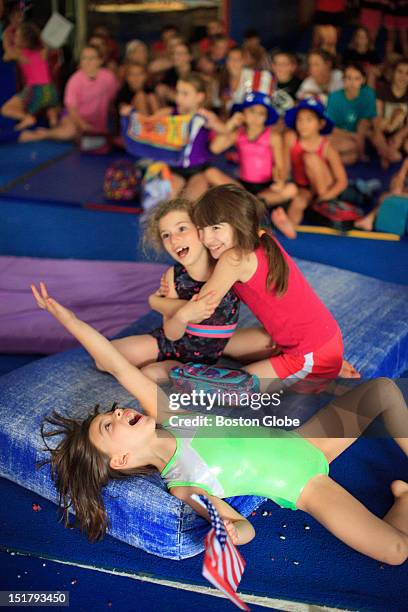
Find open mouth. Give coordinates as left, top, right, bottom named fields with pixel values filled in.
left=127, top=412, right=143, bottom=426
left=175, top=246, right=189, bottom=259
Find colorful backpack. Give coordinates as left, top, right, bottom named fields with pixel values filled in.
left=103, top=160, right=139, bottom=201
left=121, top=111, right=205, bottom=167
left=169, top=363, right=260, bottom=398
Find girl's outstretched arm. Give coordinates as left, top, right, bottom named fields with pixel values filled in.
left=171, top=485, right=255, bottom=545
left=31, top=282, right=163, bottom=421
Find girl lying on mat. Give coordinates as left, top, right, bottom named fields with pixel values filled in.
left=32, top=281, right=408, bottom=565
left=93, top=197, right=274, bottom=383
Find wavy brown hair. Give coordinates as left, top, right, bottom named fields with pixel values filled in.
left=192, top=184, right=289, bottom=296
left=142, top=197, right=195, bottom=254
left=39, top=404, right=156, bottom=542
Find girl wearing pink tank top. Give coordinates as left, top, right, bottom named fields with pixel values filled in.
left=209, top=91, right=298, bottom=239
left=193, top=184, right=360, bottom=387
left=283, top=98, right=348, bottom=227
left=1, top=22, right=58, bottom=132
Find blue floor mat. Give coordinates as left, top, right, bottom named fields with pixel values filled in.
left=1, top=429, right=407, bottom=612
left=0, top=141, right=74, bottom=190
left=0, top=548, right=271, bottom=612
left=1, top=149, right=131, bottom=205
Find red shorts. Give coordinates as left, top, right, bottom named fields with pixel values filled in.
left=271, top=327, right=343, bottom=383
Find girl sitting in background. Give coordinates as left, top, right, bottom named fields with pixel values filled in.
left=207, top=91, right=298, bottom=238
left=327, top=63, right=377, bottom=165
left=297, top=50, right=343, bottom=106
left=1, top=22, right=59, bottom=131
left=342, top=26, right=381, bottom=88
left=19, top=45, right=118, bottom=143
left=284, top=98, right=348, bottom=226
left=373, top=58, right=408, bottom=168
left=115, top=62, right=159, bottom=117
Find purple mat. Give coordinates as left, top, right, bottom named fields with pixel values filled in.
left=0, top=257, right=167, bottom=354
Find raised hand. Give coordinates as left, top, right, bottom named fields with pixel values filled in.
left=31, top=282, right=75, bottom=325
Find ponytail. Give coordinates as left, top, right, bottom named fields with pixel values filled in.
left=259, top=231, right=289, bottom=296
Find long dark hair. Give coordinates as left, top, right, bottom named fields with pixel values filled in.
left=39, top=405, right=156, bottom=542
left=192, top=184, right=289, bottom=296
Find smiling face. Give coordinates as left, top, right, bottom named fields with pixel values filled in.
left=272, top=53, right=296, bottom=83
left=199, top=222, right=236, bottom=259
left=80, top=46, right=102, bottom=77
left=393, top=62, right=408, bottom=90
left=159, top=210, right=205, bottom=265
left=89, top=407, right=155, bottom=468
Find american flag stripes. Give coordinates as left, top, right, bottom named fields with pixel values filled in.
left=192, top=494, right=250, bottom=611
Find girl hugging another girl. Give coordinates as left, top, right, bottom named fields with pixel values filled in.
left=192, top=184, right=359, bottom=387
left=97, top=197, right=273, bottom=383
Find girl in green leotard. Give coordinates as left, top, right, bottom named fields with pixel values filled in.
left=32, top=282, right=408, bottom=565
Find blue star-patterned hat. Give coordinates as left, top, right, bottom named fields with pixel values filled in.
left=236, top=91, right=279, bottom=126
left=284, top=97, right=334, bottom=134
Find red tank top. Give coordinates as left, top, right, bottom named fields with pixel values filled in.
left=233, top=243, right=340, bottom=355
left=290, top=137, right=328, bottom=187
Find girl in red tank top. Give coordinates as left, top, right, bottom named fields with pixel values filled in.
left=283, top=98, right=348, bottom=226
left=193, top=184, right=360, bottom=388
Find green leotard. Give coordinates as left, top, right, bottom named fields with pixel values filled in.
left=161, top=414, right=329, bottom=510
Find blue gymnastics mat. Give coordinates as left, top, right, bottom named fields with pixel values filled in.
left=0, top=141, right=74, bottom=190
left=0, top=149, right=130, bottom=206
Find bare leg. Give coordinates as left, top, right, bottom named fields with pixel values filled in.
left=303, top=152, right=334, bottom=197
left=294, top=379, right=408, bottom=564
left=204, top=167, right=240, bottom=187
left=95, top=334, right=159, bottom=371
left=183, top=172, right=210, bottom=200
left=270, top=207, right=297, bottom=239
left=19, top=116, right=78, bottom=142
left=287, top=188, right=312, bottom=225
left=297, top=475, right=408, bottom=565
left=259, top=182, right=298, bottom=206
left=1, top=95, right=36, bottom=130
left=171, top=174, right=186, bottom=197
left=224, top=327, right=277, bottom=363
left=140, top=359, right=182, bottom=383
left=298, top=378, right=408, bottom=461
left=330, top=133, right=359, bottom=165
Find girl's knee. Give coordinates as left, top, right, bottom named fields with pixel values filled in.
left=382, top=534, right=408, bottom=566
left=284, top=183, right=298, bottom=199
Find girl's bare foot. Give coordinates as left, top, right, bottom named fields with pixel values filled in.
left=391, top=480, right=408, bottom=498
left=354, top=213, right=375, bottom=231
left=15, top=114, right=36, bottom=131
left=19, top=128, right=48, bottom=143
left=271, top=207, right=297, bottom=239
left=339, top=359, right=361, bottom=378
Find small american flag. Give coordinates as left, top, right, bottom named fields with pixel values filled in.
left=192, top=494, right=250, bottom=611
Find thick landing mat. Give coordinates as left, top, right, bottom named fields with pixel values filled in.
left=0, top=142, right=73, bottom=190
left=0, top=258, right=167, bottom=354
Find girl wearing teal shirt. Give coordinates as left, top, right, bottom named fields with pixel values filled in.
left=327, top=63, right=377, bottom=165
left=31, top=282, right=408, bottom=565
